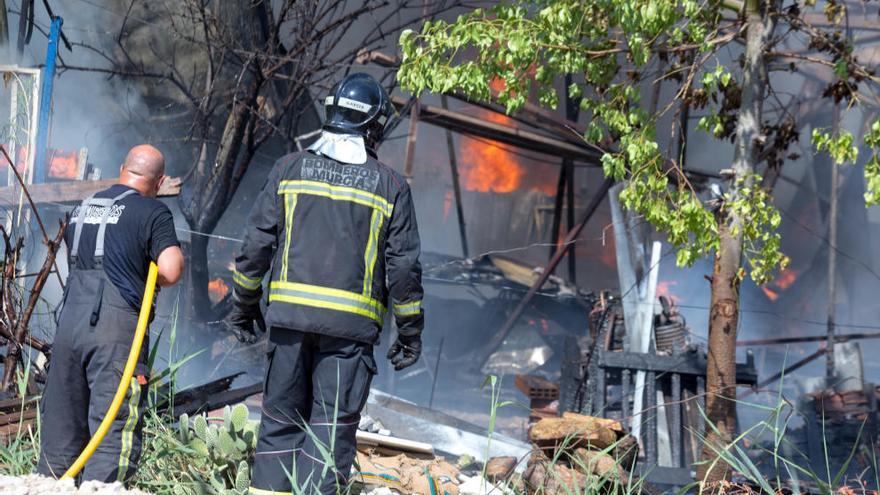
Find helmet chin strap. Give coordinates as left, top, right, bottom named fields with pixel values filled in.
left=307, top=130, right=369, bottom=164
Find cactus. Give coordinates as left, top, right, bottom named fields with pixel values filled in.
left=205, top=425, right=218, bottom=451
left=222, top=406, right=232, bottom=431
left=193, top=415, right=208, bottom=441
left=175, top=405, right=258, bottom=495
left=178, top=413, right=190, bottom=443
left=234, top=461, right=250, bottom=493
left=230, top=404, right=248, bottom=432
left=217, top=429, right=237, bottom=458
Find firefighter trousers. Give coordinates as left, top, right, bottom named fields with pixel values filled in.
left=36, top=269, right=148, bottom=483
left=250, top=328, right=376, bottom=495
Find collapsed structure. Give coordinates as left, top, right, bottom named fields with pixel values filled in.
left=0, top=13, right=879, bottom=492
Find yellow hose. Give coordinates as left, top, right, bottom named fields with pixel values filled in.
left=62, top=261, right=159, bottom=480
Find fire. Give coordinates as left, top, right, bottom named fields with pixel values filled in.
left=762, top=287, right=780, bottom=302
left=442, top=189, right=453, bottom=222
left=773, top=267, right=799, bottom=290
left=458, top=111, right=557, bottom=194
left=3, top=147, right=80, bottom=179
left=489, top=76, right=507, bottom=94
left=656, top=280, right=681, bottom=303
left=456, top=76, right=556, bottom=195
left=208, top=278, right=229, bottom=304
left=459, top=130, right=523, bottom=193
left=761, top=267, right=799, bottom=302
left=48, top=150, right=79, bottom=179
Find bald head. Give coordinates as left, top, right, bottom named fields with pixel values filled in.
left=119, top=145, right=166, bottom=197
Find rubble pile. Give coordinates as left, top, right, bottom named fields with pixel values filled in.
left=810, top=387, right=880, bottom=423
left=522, top=412, right=638, bottom=494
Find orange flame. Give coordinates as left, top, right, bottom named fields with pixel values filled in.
left=457, top=110, right=557, bottom=194
left=459, top=130, right=524, bottom=193
left=773, top=267, right=799, bottom=290
left=4, top=148, right=80, bottom=179
left=762, top=287, right=780, bottom=302
left=454, top=74, right=557, bottom=195
left=489, top=76, right=507, bottom=94
left=48, top=150, right=79, bottom=179
left=761, top=267, right=799, bottom=302
left=208, top=278, right=230, bottom=304
left=442, top=189, right=453, bottom=222
left=657, top=280, right=682, bottom=303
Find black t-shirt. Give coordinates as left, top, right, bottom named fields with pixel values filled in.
left=65, top=184, right=180, bottom=309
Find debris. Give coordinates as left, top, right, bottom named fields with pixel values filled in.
left=571, top=448, right=628, bottom=480
left=517, top=411, right=641, bottom=494
left=523, top=459, right=590, bottom=494
left=356, top=430, right=435, bottom=455
left=365, top=390, right=531, bottom=463
left=529, top=412, right=624, bottom=454
left=355, top=450, right=460, bottom=495
left=359, top=486, right=399, bottom=495
left=482, top=325, right=552, bottom=376
left=484, top=456, right=517, bottom=483
left=359, top=414, right=391, bottom=435
left=457, top=474, right=509, bottom=495
left=514, top=374, right=559, bottom=423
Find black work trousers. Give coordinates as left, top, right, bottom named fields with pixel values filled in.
left=250, top=328, right=376, bottom=495
left=36, top=269, right=148, bottom=483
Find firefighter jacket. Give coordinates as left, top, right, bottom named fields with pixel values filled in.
left=233, top=150, right=424, bottom=344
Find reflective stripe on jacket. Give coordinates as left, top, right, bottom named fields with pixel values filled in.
left=234, top=151, right=424, bottom=343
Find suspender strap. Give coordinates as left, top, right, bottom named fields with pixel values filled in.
left=70, top=195, right=111, bottom=262
left=94, top=189, right=137, bottom=260
left=70, top=189, right=138, bottom=265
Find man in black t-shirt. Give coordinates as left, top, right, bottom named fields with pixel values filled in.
left=37, top=145, right=184, bottom=483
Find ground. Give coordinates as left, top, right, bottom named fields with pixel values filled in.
left=0, top=475, right=152, bottom=495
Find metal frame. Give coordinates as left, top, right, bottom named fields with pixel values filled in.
left=562, top=334, right=759, bottom=487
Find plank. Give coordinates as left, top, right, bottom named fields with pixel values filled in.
left=390, top=96, right=601, bottom=162
left=0, top=176, right=182, bottom=205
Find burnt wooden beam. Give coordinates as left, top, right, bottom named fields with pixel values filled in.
left=390, top=96, right=601, bottom=163
left=0, top=176, right=182, bottom=206
left=599, top=350, right=758, bottom=385
left=441, top=95, right=469, bottom=257
left=402, top=100, right=420, bottom=183
left=358, top=50, right=590, bottom=145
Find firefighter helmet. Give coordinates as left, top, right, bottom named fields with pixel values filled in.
left=323, top=73, right=393, bottom=146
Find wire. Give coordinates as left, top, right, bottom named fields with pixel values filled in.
left=674, top=302, right=880, bottom=332
left=777, top=204, right=880, bottom=284
left=174, top=228, right=243, bottom=244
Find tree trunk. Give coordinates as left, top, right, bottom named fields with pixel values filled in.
left=698, top=223, right=742, bottom=483
left=180, top=78, right=260, bottom=321
left=188, top=233, right=212, bottom=322
left=696, top=0, right=777, bottom=486
left=0, top=0, right=9, bottom=46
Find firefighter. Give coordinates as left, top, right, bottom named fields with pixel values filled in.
left=37, top=145, right=185, bottom=482
left=225, top=73, right=424, bottom=495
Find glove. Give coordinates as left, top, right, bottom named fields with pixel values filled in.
left=386, top=333, right=421, bottom=371
left=223, top=303, right=266, bottom=344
